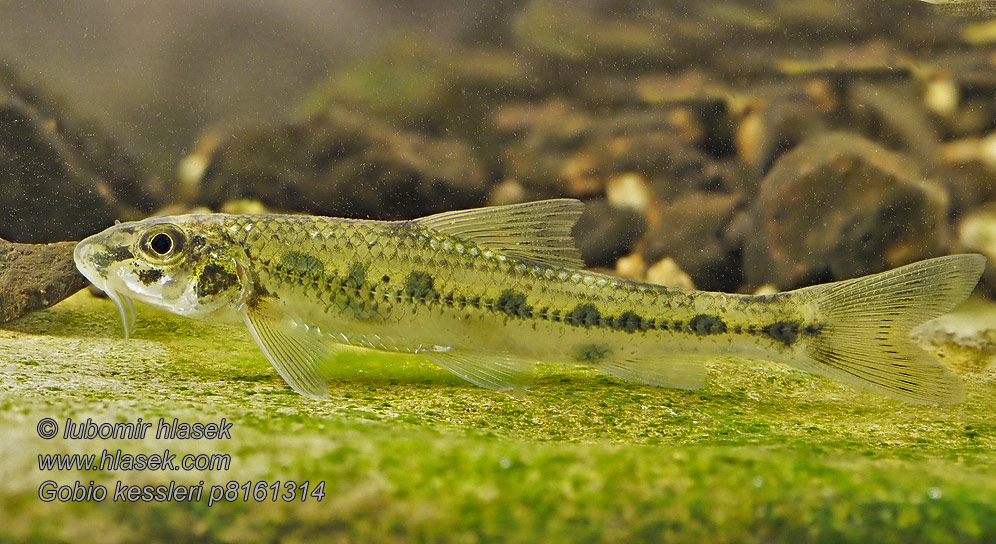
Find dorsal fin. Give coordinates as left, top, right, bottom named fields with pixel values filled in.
left=414, top=199, right=585, bottom=269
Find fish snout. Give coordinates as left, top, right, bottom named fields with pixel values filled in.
left=73, top=236, right=116, bottom=288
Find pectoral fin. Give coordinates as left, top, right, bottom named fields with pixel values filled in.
left=242, top=307, right=337, bottom=399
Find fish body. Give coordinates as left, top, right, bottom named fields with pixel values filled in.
left=919, top=0, right=996, bottom=18
left=74, top=199, right=986, bottom=404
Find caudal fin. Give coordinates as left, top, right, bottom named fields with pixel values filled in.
left=792, top=254, right=986, bottom=405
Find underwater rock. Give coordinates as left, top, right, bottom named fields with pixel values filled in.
left=743, top=132, right=950, bottom=289
left=496, top=99, right=597, bottom=197
left=613, top=253, right=647, bottom=281
left=0, top=238, right=87, bottom=323
left=510, top=1, right=678, bottom=71
left=776, top=41, right=914, bottom=80
left=300, top=36, right=538, bottom=169
left=732, top=89, right=830, bottom=177
left=0, top=67, right=160, bottom=243
left=645, top=257, right=695, bottom=290
left=633, top=71, right=730, bottom=109
left=573, top=199, right=645, bottom=268
left=912, top=296, right=996, bottom=353
left=923, top=51, right=996, bottom=133
left=958, top=205, right=996, bottom=297
left=488, top=178, right=528, bottom=206
left=497, top=99, right=732, bottom=201
left=605, top=172, right=652, bottom=213
left=847, top=81, right=939, bottom=162
left=640, top=191, right=744, bottom=292
left=219, top=199, right=270, bottom=215
left=938, top=135, right=996, bottom=211
left=5, top=0, right=986, bottom=299
left=191, top=108, right=488, bottom=219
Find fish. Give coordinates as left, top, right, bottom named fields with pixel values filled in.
left=918, top=0, right=996, bottom=17
left=73, top=199, right=986, bottom=404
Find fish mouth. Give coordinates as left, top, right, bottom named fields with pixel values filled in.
left=74, top=239, right=137, bottom=340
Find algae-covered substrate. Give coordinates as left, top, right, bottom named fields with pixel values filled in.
left=1, top=291, right=995, bottom=543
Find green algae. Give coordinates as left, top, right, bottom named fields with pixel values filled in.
left=0, top=291, right=995, bottom=542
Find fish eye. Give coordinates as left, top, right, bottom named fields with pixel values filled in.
left=150, top=233, right=172, bottom=255
left=139, top=224, right=186, bottom=263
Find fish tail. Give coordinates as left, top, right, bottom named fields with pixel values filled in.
left=789, top=254, right=986, bottom=404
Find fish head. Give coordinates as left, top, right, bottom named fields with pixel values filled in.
left=75, top=216, right=249, bottom=337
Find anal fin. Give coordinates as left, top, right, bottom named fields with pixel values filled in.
left=242, top=306, right=338, bottom=399
left=594, top=354, right=711, bottom=390
left=421, top=350, right=534, bottom=393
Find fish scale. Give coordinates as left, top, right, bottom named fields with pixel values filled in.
left=74, top=199, right=985, bottom=404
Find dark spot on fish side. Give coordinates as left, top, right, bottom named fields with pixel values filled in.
left=344, top=262, right=367, bottom=290
left=281, top=251, right=324, bottom=275
left=803, top=324, right=823, bottom=336
left=91, top=246, right=133, bottom=268
left=764, top=320, right=801, bottom=345
left=496, top=290, right=531, bottom=318
left=689, top=314, right=727, bottom=335
left=574, top=343, right=611, bottom=362
left=190, top=235, right=207, bottom=250
left=405, top=271, right=436, bottom=302
left=382, top=275, right=390, bottom=283
left=137, top=268, right=163, bottom=285
left=612, top=311, right=644, bottom=334
left=195, top=263, right=240, bottom=297
left=566, top=303, right=601, bottom=328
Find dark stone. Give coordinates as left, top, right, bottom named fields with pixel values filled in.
left=641, top=191, right=744, bottom=292
left=194, top=108, right=488, bottom=220
left=742, top=132, right=950, bottom=289
left=495, top=99, right=734, bottom=201
left=573, top=199, right=646, bottom=268
left=0, top=66, right=160, bottom=243
left=0, top=238, right=89, bottom=322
